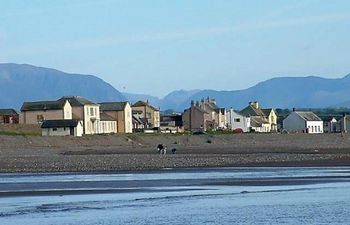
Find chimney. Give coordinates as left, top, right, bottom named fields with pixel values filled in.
left=250, top=101, right=259, bottom=109
left=191, top=100, right=194, bottom=106
left=293, top=108, right=296, bottom=112
left=196, top=101, right=200, bottom=107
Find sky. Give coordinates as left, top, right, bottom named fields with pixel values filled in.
left=1, top=0, right=350, bottom=97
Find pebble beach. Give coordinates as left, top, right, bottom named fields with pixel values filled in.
left=0, top=133, right=350, bottom=172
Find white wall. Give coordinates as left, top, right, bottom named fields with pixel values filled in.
left=63, top=101, right=72, bottom=119
left=75, top=121, right=83, bottom=136
left=226, top=109, right=250, bottom=132
left=124, top=103, right=133, bottom=133
left=306, top=121, right=324, bottom=134
left=84, top=105, right=100, bottom=134
left=99, top=120, right=117, bottom=134
left=42, top=127, right=70, bottom=136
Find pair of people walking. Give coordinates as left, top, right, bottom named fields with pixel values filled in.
left=157, top=143, right=167, bottom=155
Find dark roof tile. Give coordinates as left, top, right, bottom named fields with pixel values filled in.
left=41, top=119, right=80, bottom=128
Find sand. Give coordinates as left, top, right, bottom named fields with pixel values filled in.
left=0, top=133, right=350, bottom=172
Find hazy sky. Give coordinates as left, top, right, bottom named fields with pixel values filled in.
left=1, top=0, right=350, bottom=97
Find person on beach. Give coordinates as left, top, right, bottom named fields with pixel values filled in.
left=162, top=145, right=167, bottom=155
left=157, top=144, right=164, bottom=154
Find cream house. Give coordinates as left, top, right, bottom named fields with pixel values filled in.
left=132, top=101, right=160, bottom=128
left=198, top=97, right=226, bottom=130
left=20, top=100, right=72, bottom=124
left=240, top=101, right=277, bottom=132
left=58, top=96, right=101, bottom=135
left=99, top=102, right=133, bottom=133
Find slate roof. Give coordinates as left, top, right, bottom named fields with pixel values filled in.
left=0, top=109, right=18, bottom=116
left=262, top=108, right=274, bottom=116
left=58, top=96, right=97, bottom=106
left=250, top=117, right=269, bottom=127
left=132, top=101, right=159, bottom=111
left=319, top=116, right=341, bottom=122
left=21, top=100, right=66, bottom=111
left=132, top=115, right=144, bottom=125
left=295, top=111, right=322, bottom=121
left=41, top=119, right=80, bottom=128
left=100, top=112, right=116, bottom=121
left=240, top=105, right=266, bottom=117
left=99, top=102, right=128, bottom=111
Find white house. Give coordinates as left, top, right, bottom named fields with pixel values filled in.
left=41, top=119, right=83, bottom=136
left=283, top=111, right=323, bottom=134
left=226, top=109, right=250, bottom=132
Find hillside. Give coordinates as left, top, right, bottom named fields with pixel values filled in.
left=0, top=63, right=125, bottom=109
left=176, top=75, right=350, bottom=110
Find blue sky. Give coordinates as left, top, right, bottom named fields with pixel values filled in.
left=1, top=0, right=350, bottom=97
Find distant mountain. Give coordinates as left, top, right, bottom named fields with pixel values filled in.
left=125, top=75, right=350, bottom=111
left=161, top=89, right=201, bottom=110
left=0, top=63, right=125, bottom=109
left=122, top=92, right=161, bottom=107
left=182, top=75, right=350, bottom=110
left=123, top=89, right=200, bottom=111
left=3, top=63, right=350, bottom=111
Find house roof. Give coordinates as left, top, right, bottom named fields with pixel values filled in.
left=262, top=108, right=274, bottom=116
left=240, top=105, right=266, bottom=117
left=319, top=116, right=341, bottom=122
left=0, top=109, right=18, bottom=116
left=205, top=102, right=219, bottom=111
left=99, top=102, right=128, bottom=111
left=58, top=96, right=97, bottom=106
left=250, top=117, right=269, bottom=127
left=132, top=101, right=159, bottom=111
left=132, top=115, right=148, bottom=125
left=21, top=100, right=66, bottom=111
left=295, top=111, right=322, bottom=121
left=185, top=105, right=209, bottom=114
left=41, top=119, right=80, bottom=128
left=100, top=112, right=116, bottom=121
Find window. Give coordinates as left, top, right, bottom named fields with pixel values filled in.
left=37, top=114, right=44, bottom=122
left=53, top=128, right=57, bottom=131
left=234, top=118, right=241, bottom=122
left=90, top=107, right=94, bottom=116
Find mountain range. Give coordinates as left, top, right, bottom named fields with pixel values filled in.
left=1, top=63, right=350, bottom=111
left=0, top=63, right=125, bottom=109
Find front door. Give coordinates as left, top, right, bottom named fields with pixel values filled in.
left=70, top=127, right=74, bottom=136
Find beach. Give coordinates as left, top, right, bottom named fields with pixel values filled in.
left=0, top=133, right=349, bottom=172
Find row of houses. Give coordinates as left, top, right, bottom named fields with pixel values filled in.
left=182, top=99, right=278, bottom=133
left=1, top=95, right=350, bottom=136
left=0, top=96, right=161, bottom=136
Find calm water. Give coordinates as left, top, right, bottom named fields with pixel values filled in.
left=1, top=167, right=350, bottom=225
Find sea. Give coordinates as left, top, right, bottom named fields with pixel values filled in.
left=0, top=167, right=350, bottom=225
